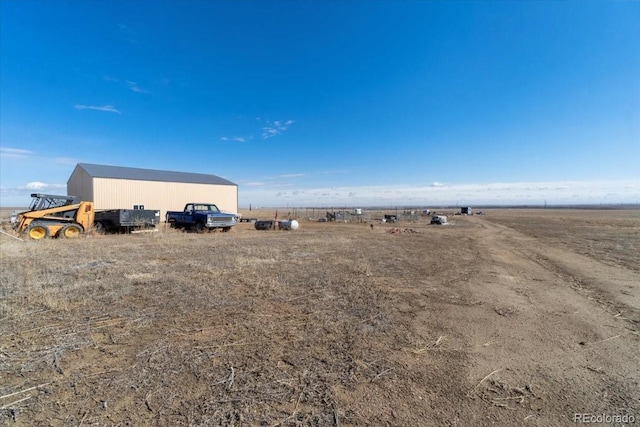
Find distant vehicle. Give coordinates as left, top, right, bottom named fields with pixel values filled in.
left=94, top=208, right=160, bottom=233
left=430, top=215, right=447, bottom=225
left=383, top=214, right=398, bottom=223
left=461, top=207, right=472, bottom=215
left=166, top=203, right=237, bottom=232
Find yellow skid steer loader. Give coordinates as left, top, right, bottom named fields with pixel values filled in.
left=14, top=193, right=94, bottom=240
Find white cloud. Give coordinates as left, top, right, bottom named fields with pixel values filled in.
left=105, top=76, right=149, bottom=93
left=0, top=147, right=33, bottom=159
left=237, top=172, right=306, bottom=189
left=0, top=181, right=68, bottom=207
left=125, top=80, right=149, bottom=93
left=25, top=182, right=48, bottom=190
left=221, top=118, right=293, bottom=142
left=74, top=104, right=122, bottom=114
left=238, top=179, right=640, bottom=207
left=262, top=119, right=295, bottom=139
left=23, top=182, right=66, bottom=191
left=221, top=136, right=250, bottom=143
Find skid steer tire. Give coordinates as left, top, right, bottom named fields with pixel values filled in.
left=27, top=225, right=49, bottom=240
left=60, top=224, right=83, bottom=238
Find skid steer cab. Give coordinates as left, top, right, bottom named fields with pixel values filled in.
left=14, top=193, right=94, bottom=240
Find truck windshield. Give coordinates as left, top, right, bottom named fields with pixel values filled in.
left=193, top=204, right=220, bottom=212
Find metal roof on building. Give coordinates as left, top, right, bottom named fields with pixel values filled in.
left=77, top=163, right=237, bottom=186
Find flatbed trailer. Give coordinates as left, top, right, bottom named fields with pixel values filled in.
left=94, top=209, right=160, bottom=233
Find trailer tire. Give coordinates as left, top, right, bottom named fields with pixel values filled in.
left=60, top=224, right=83, bottom=238
left=27, top=224, right=49, bottom=240
left=94, top=221, right=105, bottom=234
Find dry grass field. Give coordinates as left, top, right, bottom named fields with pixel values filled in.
left=0, top=208, right=638, bottom=426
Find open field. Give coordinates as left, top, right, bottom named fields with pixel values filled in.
left=1, top=209, right=638, bottom=426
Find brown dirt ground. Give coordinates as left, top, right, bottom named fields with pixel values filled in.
left=0, top=209, right=638, bottom=426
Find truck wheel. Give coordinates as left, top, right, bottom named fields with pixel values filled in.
left=27, top=225, right=49, bottom=240
left=94, top=221, right=105, bottom=234
left=194, top=222, right=204, bottom=233
left=60, top=224, right=83, bottom=238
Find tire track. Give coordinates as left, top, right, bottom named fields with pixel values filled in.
left=475, top=217, right=640, bottom=329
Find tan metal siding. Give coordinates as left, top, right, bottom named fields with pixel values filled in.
left=92, top=178, right=238, bottom=220
left=67, top=166, right=93, bottom=201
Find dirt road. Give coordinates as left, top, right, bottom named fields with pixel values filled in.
left=435, top=216, right=639, bottom=425
left=334, top=213, right=639, bottom=425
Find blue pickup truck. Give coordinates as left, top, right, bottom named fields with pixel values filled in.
left=166, top=203, right=237, bottom=232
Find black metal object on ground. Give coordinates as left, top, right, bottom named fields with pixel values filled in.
left=254, top=220, right=299, bottom=231
left=94, top=209, right=160, bottom=233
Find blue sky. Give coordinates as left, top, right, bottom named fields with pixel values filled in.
left=1, top=0, right=638, bottom=208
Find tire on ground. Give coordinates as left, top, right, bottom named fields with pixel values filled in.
left=60, top=224, right=83, bottom=238
left=27, top=224, right=49, bottom=240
